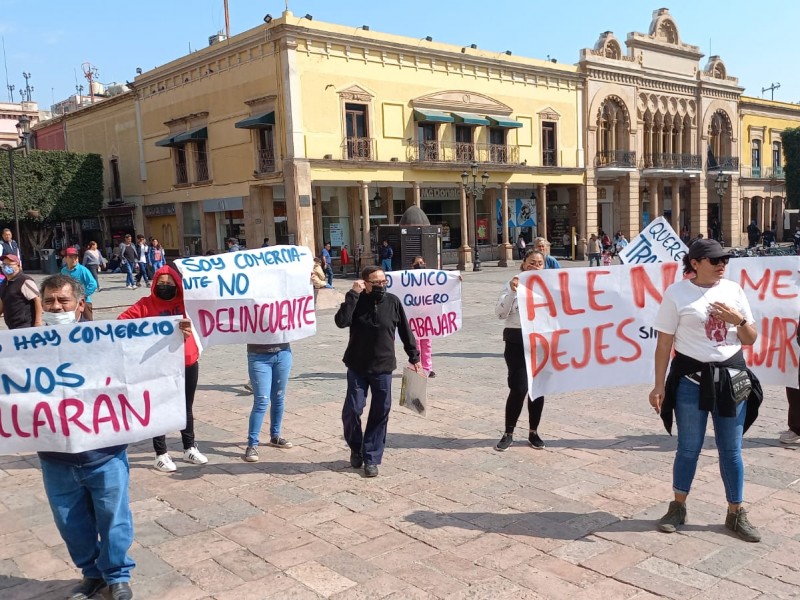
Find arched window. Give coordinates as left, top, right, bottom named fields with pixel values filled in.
left=773, top=141, right=783, bottom=176
left=596, top=97, right=628, bottom=164
left=707, top=110, right=733, bottom=168
left=752, top=140, right=761, bottom=176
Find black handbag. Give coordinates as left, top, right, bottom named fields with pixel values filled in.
left=729, top=369, right=752, bottom=405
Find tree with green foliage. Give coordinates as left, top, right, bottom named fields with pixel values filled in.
left=0, top=150, right=103, bottom=258
left=780, top=128, right=800, bottom=210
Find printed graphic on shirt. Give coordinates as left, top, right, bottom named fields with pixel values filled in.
left=704, top=307, right=729, bottom=345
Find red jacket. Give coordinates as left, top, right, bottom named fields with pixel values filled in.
left=340, top=248, right=350, bottom=265
left=118, top=265, right=199, bottom=366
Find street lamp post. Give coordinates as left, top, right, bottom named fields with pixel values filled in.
left=461, top=162, right=488, bottom=272
left=714, top=172, right=729, bottom=246
left=3, top=115, right=31, bottom=252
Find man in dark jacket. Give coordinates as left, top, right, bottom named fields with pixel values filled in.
left=335, top=265, right=421, bottom=477
left=0, top=253, right=41, bottom=328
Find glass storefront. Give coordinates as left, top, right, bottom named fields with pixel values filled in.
left=182, top=202, right=202, bottom=256
left=421, top=187, right=462, bottom=249
left=320, top=186, right=352, bottom=255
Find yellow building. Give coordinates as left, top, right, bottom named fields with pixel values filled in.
left=43, top=10, right=586, bottom=267
left=737, top=96, right=800, bottom=242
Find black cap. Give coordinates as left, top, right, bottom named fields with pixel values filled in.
left=687, top=239, right=728, bottom=260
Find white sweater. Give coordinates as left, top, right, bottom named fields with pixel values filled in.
left=495, top=282, right=521, bottom=329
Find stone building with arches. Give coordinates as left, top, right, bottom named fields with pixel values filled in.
left=580, top=8, right=744, bottom=245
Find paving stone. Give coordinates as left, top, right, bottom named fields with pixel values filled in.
left=284, top=560, right=358, bottom=597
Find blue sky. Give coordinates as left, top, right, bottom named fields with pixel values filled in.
left=1, top=0, right=797, bottom=108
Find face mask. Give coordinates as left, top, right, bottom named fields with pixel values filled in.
left=155, top=284, right=178, bottom=301
left=412, top=264, right=424, bottom=269
left=42, top=311, right=77, bottom=326
left=2, top=265, right=15, bottom=276
left=369, top=286, right=387, bottom=300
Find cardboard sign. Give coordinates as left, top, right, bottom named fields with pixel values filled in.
left=0, top=317, right=186, bottom=455
left=386, top=269, right=462, bottom=339
left=516, top=258, right=800, bottom=398
left=175, top=245, right=316, bottom=348
left=619, top=217, right=688, bottom=264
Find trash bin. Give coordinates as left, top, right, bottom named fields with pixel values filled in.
left=39, top=249, right=58, bottom=274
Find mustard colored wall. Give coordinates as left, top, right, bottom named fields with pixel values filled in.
left=740, top=97, right=800, bottom=170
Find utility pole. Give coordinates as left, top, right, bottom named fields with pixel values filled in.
left=21, top=72, right=32, bottom=102
left=82, top=62, right=98, bottom=104
left=223, top=0, right=230, bottom=40
left=762, top=82, right=781, bottom=100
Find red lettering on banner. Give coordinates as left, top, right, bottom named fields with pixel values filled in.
left=524, top=274, right=558, bottom=320
left=630, top=262, right=679, bottom=308
left=58, top=399, right=92, bottom=437
left=119, top=391, right=151, bottom=429
left=586, top=271, right=612, bottom=311
left=617, top=318, right=643, bottom=363
left=199, top=296, right=315, bottom=337
left=570, top=328, right=593, bottom=369
left=594, top=323, right=616, bottom=365
left=771, top=270, right=797, bottom=299
left=11, top=404, right=30, bottom=438
left=744, top=317, right=798, bottom=372
left=530, top=332, right=550, bottom=377
left=740, top=269, right=771, bottom=302
left=32, top=402, right=57, bottom=437
left=409, top=313, right=458, bottom=338
left=550, top=329, right=571, bottom=371
left=558, top=272, right=585, bottom=315
left=0, top=411, right=10, bottom=438
left=93, top=394, right=121, bottom=434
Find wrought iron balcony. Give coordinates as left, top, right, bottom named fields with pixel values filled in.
left=594, top=149, right=637, bottom=168
left=642, top=153, right=702, bottom=170
left=706, top=155, right=739, bottom=171
left=542, top=149, right=557, bottom=167
left=342, top=137, right=375, bottom=160
left=407, top=140, right=519, bottom=165
left=195, top=159, right=210, bottom=182
left=257, top=148, right=276, bottom=173
left=740, top=165, right=784, bottom=179
left=175, top=163, right=188, bottom=185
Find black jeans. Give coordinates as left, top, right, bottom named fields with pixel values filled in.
left=786, top=387, right=800, bottom=435
left=503, top=334, right=544, bottom=434
left=153, top=361, right=199, bottom=455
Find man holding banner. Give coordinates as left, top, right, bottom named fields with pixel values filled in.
left=35, top=275, right=136, bottom=600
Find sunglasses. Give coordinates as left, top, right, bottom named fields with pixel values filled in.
left=706, top=256, right=729, bottom=266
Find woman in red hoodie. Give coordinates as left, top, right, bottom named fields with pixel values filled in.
left=118, top=265, right=208, bottom=473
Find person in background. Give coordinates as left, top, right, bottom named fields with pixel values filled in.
left=149, top=238, right=166, bottom=272
left=335, top=265, right=421, bottom=477
left=118, top=266, right=208, bottom=473
left=602, top=250, right=612, bottom=266
left=82, top=241, right=104, bottom=291
left=793, top=225, right=800, bottom=254
left=495, top=250, right=548, bottom=451
left=516, top=234, right=527, bottom=260
left=1, top=227, right=21, bottom=265
left=62, top=247, right=98, bottom=321
left=311, top=257, right=329, bottom=289
left=119, top=235, right=137, bottom=289
left=227, top=237, right=241, bottom=252
left=0, top=253, right=42, bottom=329
left=533, top=237, right=561, bottom=269
left=746, top=220, right=760, bottom=249
left=649, top=239, right=762, bottom=542
left=107, top=252, right=122, bottom=274
left=355, top=242, right=364, bottom=273
left=587, top=234, right=602, bottom=267
left=380, top=240, right=393, bottom=272
left=410, top=255, right=436, bottom=378
left=261, top=237, right=270, bottom=248
left=340, top=244, right=350, bottom=275
left=615, top=233, right=629, bottom=257
left=134, top=235, right=150, bottom=288
left=321, top=242, right=334, bottom=287
left=761, top=228, right=775, bottom=247
left=36, top=275, right=136, bottom=600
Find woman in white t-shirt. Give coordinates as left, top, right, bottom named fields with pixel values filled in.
left=649, top=239, right=763, bottom=542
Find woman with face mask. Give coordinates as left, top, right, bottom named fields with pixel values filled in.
left=494, top=250, right=547, bottom=451
left=118, top=265, right=208, bottom=473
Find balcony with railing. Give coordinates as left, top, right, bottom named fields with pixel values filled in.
left=740, top=165, right=785, bottom=179
left=342, top=137, right=375, bottom=160
left=407, top=140, right=519, bottom=165
left=594, top=149, right=637, bottom=169
left=542, top=149, right=557, bottom=167
left=642, top=153, right=702, bottom=170
left=195, top=159, right=210, bottom=182
left=706, top=156, right=739, bottom=172
left=257, top=148, right=276, bottom=173
left=175, top=163, right=188, bottom=185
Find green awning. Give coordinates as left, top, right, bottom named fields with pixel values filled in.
left=486, top=115, right=523, bottom=128
left=413, top=109, right=454, bottom=123
left=155, top=133, right=179, bottom=147
left=235, top=111, right=275, bottom=129
left=173, top=126, right=208, bottom=143
left=451, top=112, right=490, bottom=126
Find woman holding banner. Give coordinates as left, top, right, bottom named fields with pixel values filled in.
left=649, top=239, right=763, bottom=542
left=119, top=265, right=208, bottom=473
left=494, top=250, right=546, bottom=451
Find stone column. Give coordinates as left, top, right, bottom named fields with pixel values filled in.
left=537, top=183, right=548, bottom=240
left=262, top=186, right=276, bottom=245
left=741, top=196, right=751, bottom=241
left=312, top=186, right=323, bottom=248
left=385, top=187, right=395, bottom=224
left=584, top=178, right=595, bottom=247
left=485, top=187, right=498, bottom=251
left=761, top=196, right=770, bottom=234
left=623, top=173, right=640, bottom=238
left=412, top=181, right=421, bottom=208
left=458, top=185, right=473, bottom=271
left=499, top=183, right=514, bottom=267
left=283, top=159, right=315, bottom=252
left=360, top=182, right=375, bottom=265
left=671, top=178, right=681, bottom=233
left=649, top=178, right=660, bottom=223
left=725, top=177, right=741, bottom=247
left=690, top=178, right=707, bottom=242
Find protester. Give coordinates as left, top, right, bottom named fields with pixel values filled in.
left=321, top=242, right=334, bottom=287
left=134, top=235, right=150, bottom=287
left=61, top=247, right=98, bottom=321
left=227, top=237, right=242, bottom=252
left=1, top=227, right=21, bottom=264
left=82, top=241, right=104, bottom=291
left=311, top=257, right=329, bottom=289
left=379, top=239, right=393, bottom=272
left=649, top=239, right=762, bottom=542
left=746, top=220, right=760, bottom=249
left=587, top=234, right=602, bottom=267
left=119, top=235, right=137, bottom=289
left=261, top=237, right=270, bottom=247
left=411, top=255, right=436, bottom=378
left=37, top=274, right=135, bottom=600
left=242, top=336, right=294, bottom=462
left=148, top=238, right=166, bottom=272
left=516, top=234, right=527, bottom=260
left=335, top=265, right=421, bottom=477
left=0, top=253, right=41, bottom=329
left=600, top=230, right=612, bottom=252
left=761, top=228, right=775, bottom=247
left=533, top=237, right=560, bottom=269
left=340, top=244, right=350, bottom=275
left=495, top=250, right=547, bottom=451
left=118, top=266, right=208, bottom=473
left=615, top=233, right=629, bottom=256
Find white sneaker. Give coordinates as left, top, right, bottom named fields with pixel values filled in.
left=154, top=453, right=176, bottom=472
left=183, top=446, right=208, bottom=464
left=779, top=430, right=800, bottom=445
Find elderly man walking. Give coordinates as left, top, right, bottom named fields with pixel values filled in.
left=61, top=246, right=98, bottom=320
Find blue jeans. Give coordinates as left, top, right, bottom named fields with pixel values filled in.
left=40, top=451, right=135, bottom=584
left=673, top=378, right=747, bottom=504
left=123, top=262, right=135, bottom=287
left=247, top=349, right=293, bottom=445
left=343, top=369, right=393, bottom=465
left=588, top=253, right=601, bottom=267
left=381, top=259, right=392, bottom=272
left=325, top=266, right=334, bottom=286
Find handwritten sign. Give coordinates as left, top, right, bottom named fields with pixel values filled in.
left=619, top=217, right=688, bottom=264
left=386, top=269, right=462, bottom=339
left=516, top=257, right=800, bottom=398
left=0, top=317, right=186, bottom=455
left=175, top=245, right=316, bottom=348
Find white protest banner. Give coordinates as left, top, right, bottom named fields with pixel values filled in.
left=516, top=257, right=800, bottom=399
left=386, top=269, right=462, bottom=339
left=0, top=317, right=186, bottom=455
left=619, top=217, right=689, bottom=264
left=175, top=245, right=316, bottom=348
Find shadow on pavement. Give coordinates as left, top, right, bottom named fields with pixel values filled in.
left=290, top=372, right=349, bottom=381
left=0, top=575, right=76, bottom=599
